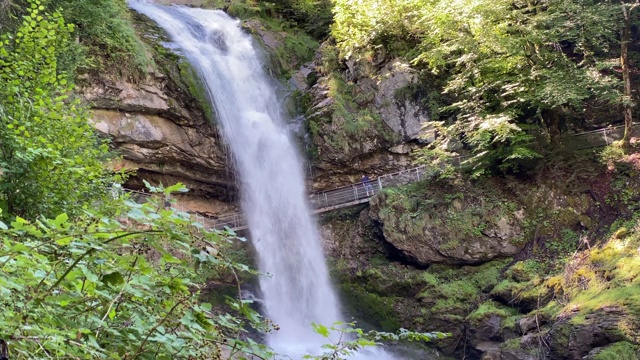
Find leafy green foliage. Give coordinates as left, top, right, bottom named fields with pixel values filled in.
left=331, top=0, right=625, bottom=175
left=0, top=0, right=113, bottom=219
left=208, top=0, right=333, bottom=39
left=53, top=0, right=153, bottom=78
left=303, top=322, right=450, bottom=359
left=0, top=184, right=273, bottom=359
left=331, top=0, right=422, bottom=60
left=1, top=0, right=152, bottom=78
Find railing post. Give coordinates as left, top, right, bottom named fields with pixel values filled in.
left=377, top=177, right=383, bottom=190
left=416, top=168, right=420, bottom=181
left=324, top=193, right=328, bottom=207
left=353, top=184, right=358, bottom=200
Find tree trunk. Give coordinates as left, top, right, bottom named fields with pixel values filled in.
left=621, top=4, right=633, bottom=149
left=542, top=108, right=561, bottom=143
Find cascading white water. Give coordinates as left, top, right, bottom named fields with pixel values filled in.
left=128, top=2, right=396, bottom=359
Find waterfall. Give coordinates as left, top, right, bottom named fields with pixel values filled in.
left=128, top=2, right=396, bottom=359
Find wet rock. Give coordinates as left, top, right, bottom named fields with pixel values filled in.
left=473, top=316, right=503, bottom=344
left=516, top=316, right=540, bottom=335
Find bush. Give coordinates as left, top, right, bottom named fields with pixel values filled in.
left=0, top=184, right=272, bottom=359
left=0, top=0, right=113, bottom=219
left=54, top=0, right=152, bottom=78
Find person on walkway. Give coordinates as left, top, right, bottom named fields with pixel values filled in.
left=361, top=174, right=374, bottom=196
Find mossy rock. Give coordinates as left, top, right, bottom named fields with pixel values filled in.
left=587, top=341, right=640, bottom=360
left=339, top=283, right=401, bottom=332
left=176, top=60, right=215, bottom=122
left=467, top=301, right=518, bottom=323
left=354, top=265, right=428, bottom=298
left=418, top=259, right=511, bottom=312
left=547, top=308, right=630, bottom=359
left=370, top=178, right=526, bottom=265
left=490, top=259, right=556, bottom=312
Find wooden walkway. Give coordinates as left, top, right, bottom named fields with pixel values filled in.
left=127, top=123, right=639, bottom=232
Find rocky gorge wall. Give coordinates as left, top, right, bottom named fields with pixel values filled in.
left=84, top=3, right=436, bottom=211
left=319, top=156, right=640, bottom=359
left=76, top=3, right=640, bottom=359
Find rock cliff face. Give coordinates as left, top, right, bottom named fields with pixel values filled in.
left=296, top=47, right=433, bottom=190
left=78, top=11, right=241, bottom=215
left=86, top=7, right=433, bottom=208
left=83, top=76, right=233, bottom=200
left=368, top=180, right=525, bottom=265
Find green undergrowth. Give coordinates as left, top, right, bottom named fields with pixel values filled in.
left=206, top=0, right=332, bottom=38
left=544, top=217, right=640, bottom=323
left=2, top=0, right=153, bottom=79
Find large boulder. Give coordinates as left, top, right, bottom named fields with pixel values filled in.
left=369, top=179, right=525, bottom=265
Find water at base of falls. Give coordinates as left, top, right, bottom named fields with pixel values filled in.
left=128, top=2, right=398, bottom=359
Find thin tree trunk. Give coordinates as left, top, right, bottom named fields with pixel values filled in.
left=621, top=3, right=633, bottom=149
left=542, top=108, right=561, bottom=143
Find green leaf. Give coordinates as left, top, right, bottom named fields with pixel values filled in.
left=312, top=323, right=330, bottom=337
left=101, top=272, right=125, bottom=287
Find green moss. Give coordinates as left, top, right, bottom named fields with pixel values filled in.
left=418, top=259, right=511, bottom=314
left=501, top=337, right=524, bottom=351
left=339, top=284, right=401, bottom=332
left=273, top=30, right=318, bottom=76
left=502, top=314, right=521, bottom=331
left=550, top=223, right=640, bottom=323
left=467, top=300, right=518, bottom=322
left=177, top=60, right=215, bottom=122
left=592, top=342, right=640, bottom=360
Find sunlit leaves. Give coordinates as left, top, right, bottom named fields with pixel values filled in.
left=0, top=0, right=113, bottom=219
left=0, top=186, right=269, bottom=359
left=332, top=0, right=623, bottom=175
left=304, top=321, right=451, bottom=359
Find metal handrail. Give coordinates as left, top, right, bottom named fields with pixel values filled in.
left=123, top=123, right=637, bottom=231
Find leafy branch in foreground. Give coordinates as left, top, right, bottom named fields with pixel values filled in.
left=0, top=183, right=273, bottom=359
left=305, top=321, right=451, bottom=360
